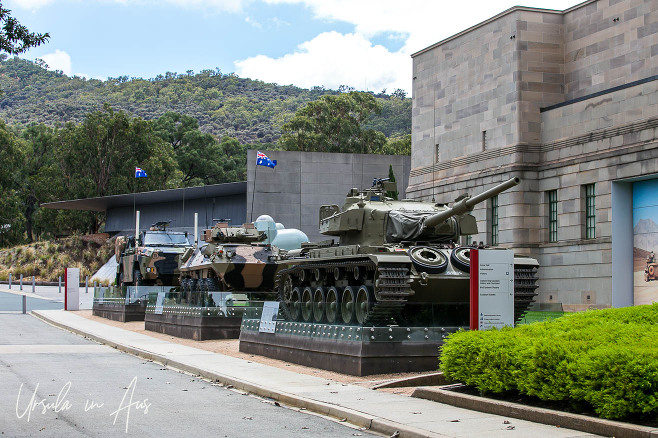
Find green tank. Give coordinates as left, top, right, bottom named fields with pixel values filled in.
left=274, top=177, right=539, bottom=327
left=115, top=221, right=193, bottom=287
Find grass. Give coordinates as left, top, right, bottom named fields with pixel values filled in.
left=517, top=310, right=565, bottom=324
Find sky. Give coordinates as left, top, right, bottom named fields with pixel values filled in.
left=8, top=0, right=583, bottom=94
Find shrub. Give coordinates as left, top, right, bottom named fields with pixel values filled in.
left=440, top=304, right=658, bottom=420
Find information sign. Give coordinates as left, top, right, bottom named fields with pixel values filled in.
left=259, top=301, right=280, bottom=333
left=65, top=267, right=80, bottom=311
left=470, top=249, right=515, bottom=330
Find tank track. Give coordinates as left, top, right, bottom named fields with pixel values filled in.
left=366, top=263, right=411, bottom=325
left=276, top=259, right=539, bottom=326
left=513, top=263, right=540, bottom=322
left=275, top=259, right=412, bottom=325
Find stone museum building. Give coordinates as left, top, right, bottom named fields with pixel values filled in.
left=410, top=0, right=658, bottom=310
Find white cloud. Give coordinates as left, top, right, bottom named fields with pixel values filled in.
left=238, top=0, right=582, bottom=93
left=263, top=0, right=583, bottom=53
left=235, top=31, right=408, bottom=93
left=39, top=49, right=72, bottom=75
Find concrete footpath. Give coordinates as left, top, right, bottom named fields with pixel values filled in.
left=31, top=309, right=598, bottom=438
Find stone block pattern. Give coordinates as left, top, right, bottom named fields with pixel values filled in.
left=410, top=0, right=658, bottom=310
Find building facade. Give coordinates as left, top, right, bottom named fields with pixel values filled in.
left=45, top=152, right=410, bottom=246
left=410, top=0, right=658, bottom=310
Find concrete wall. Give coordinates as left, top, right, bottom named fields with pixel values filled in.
left=246, top=151, right=411, bottom=243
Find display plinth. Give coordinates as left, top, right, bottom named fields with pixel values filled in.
left=145, top=312, right=242, bottom=340
left=92, top=301, right=146, bottom=322
left=238, top=319, right=463, bottom=376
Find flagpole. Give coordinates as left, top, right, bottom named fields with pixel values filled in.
left=250, top=150, right=257, bottom=222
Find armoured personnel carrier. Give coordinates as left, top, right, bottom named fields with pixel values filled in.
left=115, top=221, right=192, bottom=287
left=274, top=177, right=539, bottom=326
left=178, top=216, right=308, bottom=297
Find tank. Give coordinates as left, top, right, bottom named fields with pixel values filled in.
left=115, top=221, right=193, bottom=287
left=645, top=251, right=657, bottom=281
left=178, top=217, right=308, bottom=299
left=274, top=177, right=539, bottom=327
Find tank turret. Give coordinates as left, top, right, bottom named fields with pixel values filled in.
left=275, top=177, right=538, bottom=327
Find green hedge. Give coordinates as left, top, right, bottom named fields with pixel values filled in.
left=440, top=304, right=658, bottom=420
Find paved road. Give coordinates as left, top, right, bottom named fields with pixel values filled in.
left=0, top=291, right=63, bottom=312
left=0, top=314, right=377, bottom=437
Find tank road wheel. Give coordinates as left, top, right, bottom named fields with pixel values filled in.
left=206, top=277, right=220, bottom=292
left=314, top=268, right=324, bottom=282
left=352, top=266, right=362, bottom=282
left=333, top=267, right=344, bottom=281
left=289, top=287, right=302, bottom=321
left=649, top=265, right=655, bottom=278
left=177, top=279, right=185, bottom=303
left=355, top=285, right=374, bottom=325
left=341, top=286, right=356, bottom=325
left=451, top=247, right=471, bottom=273
left=134, top=269, right=144, bottom=286
left=313, top=287, right=326, bottom=323
left=187, top=278, right=197, bottom=304
left=410, top=246, right=448, bottom=274
left=325, top=286, right=342, bottom=324
left=297, top=269, right=308, bottom=283
left=301, top=287, right=314, bottom=322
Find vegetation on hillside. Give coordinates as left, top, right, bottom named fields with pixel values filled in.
left=0, top=56, right=411, bottom=144
left=0, top=235, right=114, bottom=282
left=0, top=56, right=411, bottom=247
left=441, top=305, right=658, bottom=421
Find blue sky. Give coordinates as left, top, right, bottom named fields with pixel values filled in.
left=9, top=0, right=582, bottom=93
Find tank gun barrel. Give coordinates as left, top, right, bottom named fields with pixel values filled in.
left=423, top=177, right=521, bottom=230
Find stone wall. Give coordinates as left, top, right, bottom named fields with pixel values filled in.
left=410, top=0, right=658, bottom=310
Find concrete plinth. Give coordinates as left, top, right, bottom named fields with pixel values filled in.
left=144, top=313, right=242, bottom=340
left=92, top=301, right=146, bottom=322
left=239, top=325, right=451, bottom=376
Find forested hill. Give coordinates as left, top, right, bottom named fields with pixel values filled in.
left=0, top=56, right=411, bottom=144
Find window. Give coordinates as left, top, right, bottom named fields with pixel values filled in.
left=435, top=144, right=440, bottom=163
left=482, top=130, right=487, bottom=150
left=585, top=184, right=595, bottom=239
left=491, top=195, right=499, bottom=246
left=548, top=190, right=558, bottom=243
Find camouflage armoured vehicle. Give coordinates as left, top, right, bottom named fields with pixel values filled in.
left=645, top=251, right=657, bottom=281
left=274, top=177, right=539, bottom=326
left=115, top=221, right=193, bottom=287
left=178, top=216, right=308, bottom=297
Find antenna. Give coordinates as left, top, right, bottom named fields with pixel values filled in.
left=432, top=86, right=436, bottom=203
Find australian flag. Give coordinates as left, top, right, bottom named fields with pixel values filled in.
left=256, top=151, right=277, bottom=168
left=135, top=167, right=148, bottom=178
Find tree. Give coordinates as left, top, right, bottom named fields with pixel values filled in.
left=154, top=112, right=247, bottom=185
left=20, top=123, right=58, bottom=241
left=0, top=119, right=26, bottom=246
left=55, top=105, right=179, bottom=233
left=387, top=165, right=399, bottom=200
left=378, top=134, right=411, bottom=156
left=0, top=3, right=49, bottom=55
left=278, top=91, right=386, bottom=154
